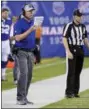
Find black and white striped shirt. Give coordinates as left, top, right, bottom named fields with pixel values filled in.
left=63, top=22, right=87, bottom=46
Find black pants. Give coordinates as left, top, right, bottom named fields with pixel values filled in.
left=65, top=45, right=84, bottom=95
left=35, top=38, right=41, bottom=63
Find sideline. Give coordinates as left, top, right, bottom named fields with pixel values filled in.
left=2, top=68, right=89, bottom=108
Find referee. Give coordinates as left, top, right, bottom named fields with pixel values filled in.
left=63, top=9, right=89, bottom=98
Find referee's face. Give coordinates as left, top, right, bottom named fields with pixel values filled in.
left=25, top=10, right=34, bottom=19
left=74, top=15, right=82, bottom=24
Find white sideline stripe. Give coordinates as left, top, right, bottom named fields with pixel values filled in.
left=2, top=68, right=89, bottom=108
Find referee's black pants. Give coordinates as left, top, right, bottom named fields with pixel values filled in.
left=65, top=45, right=84, bottom=95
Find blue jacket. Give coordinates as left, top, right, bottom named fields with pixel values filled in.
left=14, top=18, right=35, bottom=49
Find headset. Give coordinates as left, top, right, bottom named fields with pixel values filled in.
left=22, top=4, right=26, bottom=16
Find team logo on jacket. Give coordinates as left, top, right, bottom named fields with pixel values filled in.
left=53, top=2, right=65, bottom=15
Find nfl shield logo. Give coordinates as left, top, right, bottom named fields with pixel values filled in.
left=53, top=2, right=65, bottom=15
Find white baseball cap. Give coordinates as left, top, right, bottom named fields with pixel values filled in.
left=23, top=4, right=35, bottom=11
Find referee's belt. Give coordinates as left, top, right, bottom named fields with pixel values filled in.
left=18, top=48, right=35, bottom=52
left=69, top=45, right=83, bottom=49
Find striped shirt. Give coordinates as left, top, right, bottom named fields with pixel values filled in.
left=63, top=22, right=87, bottom=46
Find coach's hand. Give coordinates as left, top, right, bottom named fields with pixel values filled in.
left=30, top=25, right=38, bottom=32
left=15, top=25, right=38, bottom=41
left=67, top=51, right=73, bottom=59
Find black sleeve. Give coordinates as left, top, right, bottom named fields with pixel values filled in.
left=83, top=25, right=87, bottom=39
left=63, top=23, right=70, bottom=38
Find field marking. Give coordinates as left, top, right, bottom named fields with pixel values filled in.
left=7, top=60, right=65, bottom=76
left=2, top=68, right=89, bottom=108
left=7, top=60, right=65, bottom=74
left=34, top=60, right=65, bottom=69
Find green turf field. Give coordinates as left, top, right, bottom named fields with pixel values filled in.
left=43, top=89, right=89, bottom=108
left=2, top=57, right=89, bottom=90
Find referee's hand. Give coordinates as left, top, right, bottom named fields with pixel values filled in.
left=67, top=51, right=73, bottom=59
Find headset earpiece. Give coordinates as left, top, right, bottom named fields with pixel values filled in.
left=22, top=4, right=26, bottom=16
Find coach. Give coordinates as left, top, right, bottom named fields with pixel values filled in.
left=63, top=9, right=89, bottom=98
left=13, top=4, right=37, bottom=105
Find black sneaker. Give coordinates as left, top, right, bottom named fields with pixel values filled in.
left=25, top=98, right=34, bottom=105
left=74, top=94, right=80, bottom=98
left=65, top=94, right=74, bottom=98
left=17, top=99, right=27, bottom=105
